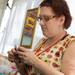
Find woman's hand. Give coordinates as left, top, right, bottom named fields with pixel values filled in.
left=16, top=46, right=38, bottom=66
left=8, top=48, right=16, bottom=62
left=8, top=48, right=26, bottom=75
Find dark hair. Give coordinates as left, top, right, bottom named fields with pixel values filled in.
left=40, top=0, right=72, bottom=29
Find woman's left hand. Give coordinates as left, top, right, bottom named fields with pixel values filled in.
left=16, top=46, right=38, bottom=66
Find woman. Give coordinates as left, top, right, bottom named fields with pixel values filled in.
left=8, top=0, right=75, bottom=75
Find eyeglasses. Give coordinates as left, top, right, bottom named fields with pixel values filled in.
left=36, top=15, right=56, bottom=22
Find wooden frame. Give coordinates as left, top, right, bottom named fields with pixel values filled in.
left=20, top=8, right=39, bottom=48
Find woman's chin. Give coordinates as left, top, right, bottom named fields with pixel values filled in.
left=43, top=33, right=50, bottom=38
left=43, top=33, right=53, bottom=38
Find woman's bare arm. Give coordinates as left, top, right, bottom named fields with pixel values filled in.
left=61, top=41, right=75, bottom=75
left=32, top=41, right=75, bottom=75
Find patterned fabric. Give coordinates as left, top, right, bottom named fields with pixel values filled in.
left=24, top=34, right=75, bottom=75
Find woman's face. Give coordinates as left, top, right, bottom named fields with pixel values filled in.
left=39, top=7, right=65, bottom=38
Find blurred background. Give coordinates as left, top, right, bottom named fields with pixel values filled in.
left=0, top=0, right=75, bottom=56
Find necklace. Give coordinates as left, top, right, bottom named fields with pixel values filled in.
left=35, top=31, right=68, bottom=56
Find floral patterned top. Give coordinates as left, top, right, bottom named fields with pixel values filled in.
left=24, top=34, right=75, bottom=75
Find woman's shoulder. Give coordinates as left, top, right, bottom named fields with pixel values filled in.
left=63, top=34, right=75, bottom=51
left=66, top=34, right=75, bottom=47
left=61, top=34, right=75, bottom=47
left=62, top=34, right=75, bottom=61
left=65, top=34, right=75, bottom=45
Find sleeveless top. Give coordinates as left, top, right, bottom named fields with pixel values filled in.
left=24, top=34, right=75, bottom=75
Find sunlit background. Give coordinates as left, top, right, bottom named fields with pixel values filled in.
left=0, top=0, right=75, bottom=56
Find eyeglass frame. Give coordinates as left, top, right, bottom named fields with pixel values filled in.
left=36, top=15, right=56, bottom=22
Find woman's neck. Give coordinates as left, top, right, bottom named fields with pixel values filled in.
left=52, top=30, right=66, bottom=41
left=45, top=30, right=67, bottom=46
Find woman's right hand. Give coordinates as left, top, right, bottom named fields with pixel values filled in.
left=8, top=48, right=15, bottom=62
left=8, top=48, right=26, bottom=75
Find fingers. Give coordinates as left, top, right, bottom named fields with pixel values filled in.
left=8, top=48, right=15, bottom=62
left=16, top=47, right=28, bottom=61
left=8, top=56, right=15, bottom=62
left=13, top=46, right=36, bottom=65
left=8, top=46, right=30, bottom=63
left=14, top=46, right=28, bottom=58
left=17, top=50, right=27, bottom=58
left=17, top=46, right=28, bottom=52
left=19, top=55, right=28, bottom=64
left=8, top=47, right=26, bottom=63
